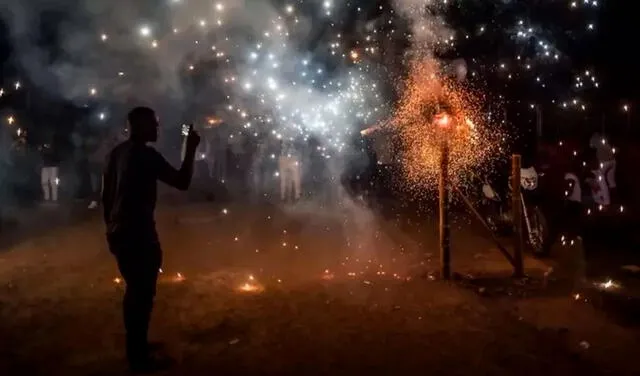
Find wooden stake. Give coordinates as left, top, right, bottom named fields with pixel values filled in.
left=511, top=155, right=524, bottom=278
left=439, top=141, right=451, bottom=280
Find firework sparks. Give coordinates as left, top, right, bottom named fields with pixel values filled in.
left=389, top=58, right=506, bottom=190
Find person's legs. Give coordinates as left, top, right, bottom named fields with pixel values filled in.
left=604, top=160, right=616, bottom=189
left=593, top=173, right=610, bottom=206
left=87, top=164, right=102, bottom=208
left=90, top=169, right=100, bottom=196
left=292, top=161, right=302, bottom=200
left=50, top=167, right=59, bottom=202
left=111, top=237, right=162, bottom=366
left=41, top=167, right=51, bottom=201
left=207, top=158, right=214, bottom=180
left=218, top=150, right=227, bottom=182
left=279, top=159, right=288, bottom=201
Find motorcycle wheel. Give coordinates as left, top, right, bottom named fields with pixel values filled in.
left=527, top=206, right=551, bottom=257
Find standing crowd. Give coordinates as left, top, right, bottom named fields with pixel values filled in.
left=0, top=115, right=394, bottom=217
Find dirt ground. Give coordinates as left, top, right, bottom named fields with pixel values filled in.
left=0, top=200, right=639, bottom=375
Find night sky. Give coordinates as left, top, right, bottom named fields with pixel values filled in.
left=0, top=0, right=635, bottom=145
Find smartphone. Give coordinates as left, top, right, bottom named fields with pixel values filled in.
left=181, top=124, right=191, bottom=136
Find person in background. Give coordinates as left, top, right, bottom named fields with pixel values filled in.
left=88, top=130, right=122, bottom=209
left=39, top=142, right=60, bottom=204
left=589, top=132, right=616, bottom=204
left=306, top=136, right=328, bottom=200
left=563, top=155, right=589, bottom=238
left=251, top=137, right=270, bottom=200
left=212, top=123, right=229, bottom=183
left=102, top=107, right=200, bottom=373
left=278, top=139, right=302, bottom=202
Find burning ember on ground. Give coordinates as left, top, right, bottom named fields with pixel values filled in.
left=595, top=279, right=620, bottom=291
left=237, top=275, right=264, bottom=293
left=322, top=269, right=335, bottom=280
left=389, top=58, right=506, bottom=190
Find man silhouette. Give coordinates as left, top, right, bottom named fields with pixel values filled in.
left=102, top=107, right=200, bottom=372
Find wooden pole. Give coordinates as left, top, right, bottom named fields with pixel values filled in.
left=439, top=141, right=451, bottom=280
left=511, top=155, right=524, bottom=278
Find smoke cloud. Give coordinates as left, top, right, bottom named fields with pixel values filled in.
left=0, top=1, right=461, bottom=252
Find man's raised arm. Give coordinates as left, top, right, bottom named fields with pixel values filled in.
left=154, top=126, right=201, bottom=191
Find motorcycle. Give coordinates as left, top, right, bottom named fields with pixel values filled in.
left=480, top=166, right=552, bottom=257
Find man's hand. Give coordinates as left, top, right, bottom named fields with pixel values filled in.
left=186, top=124, right=201, bottom=151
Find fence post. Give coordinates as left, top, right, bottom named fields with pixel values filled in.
left=511, top=155, right=524, bottom=278
left=439, top=142, right=451, bottom=280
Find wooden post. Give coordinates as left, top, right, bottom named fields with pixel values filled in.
left=511, top=155, right=524, bottom=278
left=439, top=141, right=451, bottom=280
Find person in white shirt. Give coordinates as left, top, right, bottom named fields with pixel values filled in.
left=278, top=140, right=302, bottom=202
left=589, top=133, right=616, bottom=184
left=589, top=132, right=615, bottom=203
left=40, top=143, right=60, bottom=203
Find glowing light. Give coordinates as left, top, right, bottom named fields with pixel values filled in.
left=322, top=269, right=335, bottom=280
left=237, top=275, right=264, bottom=293
left=139, top=25, right=152, bottom=37
left=435, top=112, right=450, bottom=128
left=596, top=279, right=620, bottom=290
